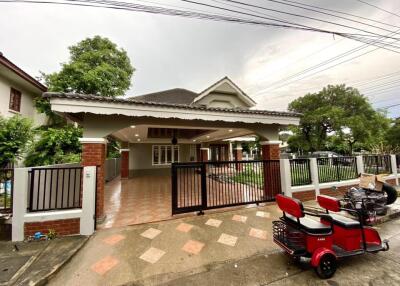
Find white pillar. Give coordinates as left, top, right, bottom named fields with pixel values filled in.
left=12, top=168, right=29, bottom=241
left=310, top=158, right=320, bottom=199
left=390, top=154, right=399, bottom=185
left=356, top=155, right=364, bottom=175
left=280, top=159, right=292, bottom=197
left=80, top=166, right=97, bottom=236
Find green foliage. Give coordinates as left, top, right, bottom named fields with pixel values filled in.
left=0, top=116, right=33, bottom=168
left=107, top=138, right=121, bottom=159
left=44, top=36, right=134, bottom=97
left=25, top=125, right=82, bottom=167
left=34, top=97, right=64, bottom=127
left=47, top=229, right=57, bottom=240
left=288, top=84, right=390, bottom=154
left=386, top=118, right=400, bottom=150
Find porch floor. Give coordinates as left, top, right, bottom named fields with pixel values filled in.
left=100, top=175, right=172, bottom=229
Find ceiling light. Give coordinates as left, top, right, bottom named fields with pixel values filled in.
left=130, top=125, right=136, bottom=128
left=137, top=138, right=141, bottom=142
left=228, top=129, right=233, bottom=132
left=135, top=134, right=139, bottom=137
left=193, top=139, right=197, bottom=142
left=206, top=135, right=210, bottom=139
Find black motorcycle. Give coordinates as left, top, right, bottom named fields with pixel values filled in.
left=341, top=183, right=398, bottom=225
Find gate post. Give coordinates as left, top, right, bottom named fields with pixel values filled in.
left=171, top=164, right=178, bottom=215
left=261, top=141, right=281, bottom=199
left=80, top=138, right=107, bottom=221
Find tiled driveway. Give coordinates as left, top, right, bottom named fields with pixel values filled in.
left=48, top=204, right=282, bottom=285
left=100, top=175, right=172, bottom=228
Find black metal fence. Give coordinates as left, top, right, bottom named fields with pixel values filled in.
left=289, top=159, right=312, bottom=186
left=317, top=157, right=358, bottom=183
left=28, top=167, right=83, bottom=212
left=396, top=154, right=400, bottom=173
left=171, top=160, right=280, bottom=215
left=0, top=168, right=13, bottom=213
left=362, top=155, right=392, bottom=174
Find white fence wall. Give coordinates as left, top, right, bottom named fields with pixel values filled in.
left=105, top=157, right=121, bottom=182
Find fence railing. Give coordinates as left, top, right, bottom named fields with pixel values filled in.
left=0, top=168, right=13, bottom=213
left=362, top=155, right=392, bottom=174
left=289, top=159, right=312, bottom=186
left=171, top=160, right=280, bottom=215
left=105, top=157, right=121, bottom=182
left=317, top=157, right=358, bottom=183
left=28, top=167, right=83, bottom=212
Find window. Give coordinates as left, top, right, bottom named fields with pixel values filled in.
left=152, top=145, right=179, bottom=165
left=9, top=88, right=22, bottom=112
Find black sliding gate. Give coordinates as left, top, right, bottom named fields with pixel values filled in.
left=171, top=160, right=281, bottom=215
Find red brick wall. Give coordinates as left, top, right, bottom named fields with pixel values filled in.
left=292, top=190, right=316, bottom=201
left=81, top=143, right=106, bottom=219
left=234, top=149, right=243, bottom=171
left=200, top=149, right=209, bottom=162
left=24, top=218, right=80, bottom=237
left=261, top=144, right=280, bottom=160
left=320, top=185, right=358, bottom=197
left=121, top=151, right=129, bottom=179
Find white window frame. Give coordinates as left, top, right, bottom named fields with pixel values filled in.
left=152, top=145, right=180, bottom=166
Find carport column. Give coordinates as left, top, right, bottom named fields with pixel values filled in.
left=261, top=141, right=281, bottom=199
left=200, top=148, right=209, bottom=162
left=356, top=155, right=364, bottom=175
left=390, top=154, right=399, bottom=185
left=120, top=145, right=130, bottom=179
left=80, top=138, right=107, bottom=221
left=234, top=143, right=243, bottom=171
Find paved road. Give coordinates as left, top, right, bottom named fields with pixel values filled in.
left=149, top=218, right=400, bottom=286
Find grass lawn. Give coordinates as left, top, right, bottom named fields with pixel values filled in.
left=229, top=167, right=264, bottom=188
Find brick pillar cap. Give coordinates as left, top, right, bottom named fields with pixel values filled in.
left=79, top=138, right=108, bottom=144
left=200, top=147, right=210, bottom=150
left=260, top=140, right=282, bottom=145
left=120, top=148, right=130, bottom=152
left=234, top=147, right=243, bottom=150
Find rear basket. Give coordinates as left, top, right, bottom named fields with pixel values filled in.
left=273, top=220, right=306, bottom=255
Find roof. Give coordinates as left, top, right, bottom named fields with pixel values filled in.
left=43, top=92, right=301, bottom=118
left=0, top=52, right=47, bottom=92
left=129, top=88, right=197, bottom=105
left=193, top=76, right=256, bottom=107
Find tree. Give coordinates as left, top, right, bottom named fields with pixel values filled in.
left=386, top=118, right=400, bottom=151
left=288, top=84, right=390, bottom=154
left=25, top=125, right=82, bottom=167
left=0, top=116, right=33, bottom=168
left=45, top=35, right=134, bottom=97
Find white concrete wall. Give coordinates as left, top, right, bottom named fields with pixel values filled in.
left=12, top=166, right=96, bottom=241
left=0, top=76, right=47, bottom=126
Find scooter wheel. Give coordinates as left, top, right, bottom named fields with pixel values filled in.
left=315, top=254, right=337, bottom=279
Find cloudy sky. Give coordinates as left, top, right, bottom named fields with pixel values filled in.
left=1, top=0, right=399, bottom=117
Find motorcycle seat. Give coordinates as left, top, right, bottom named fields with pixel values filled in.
left=322, top=213, right=360, bottom=229
left=285, top=214, right=332, bottom=235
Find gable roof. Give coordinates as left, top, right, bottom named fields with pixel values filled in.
left=130, top=88, right=197, bottom=105
left=0, top=52, right=47, bottom=92
left=129, top=77, right=256, bottom=107
left=192, top=76, right=256, bottom=107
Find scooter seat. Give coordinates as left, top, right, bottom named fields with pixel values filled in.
left=285, top=214, right=332, bottom=235
left=322, top=213, right=360, bottom=229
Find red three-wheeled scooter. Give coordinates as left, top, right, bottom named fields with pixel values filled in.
left=273, top=194, right=389, bottom=278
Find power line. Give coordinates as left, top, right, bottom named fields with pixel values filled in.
left=217, top=0, right=398, bottom=39
left=280, top=0, right=400, bottom=29
left=355, top=0, right=400, bottom=19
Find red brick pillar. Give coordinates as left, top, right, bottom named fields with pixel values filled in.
left=200, top=148, right=209, bottom=162
left=261, top=141, right=281, bottom=199
left=120, top=148, right=129, bottom=179
left=234, top=147, right=243, bottom=171
left=80, top=138, right=107, bottom=220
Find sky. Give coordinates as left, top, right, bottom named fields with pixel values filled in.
left=0, top=0, right=399, bottom=117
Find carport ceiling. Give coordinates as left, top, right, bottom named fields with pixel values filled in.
left=147, top=128, right=211, bottom=139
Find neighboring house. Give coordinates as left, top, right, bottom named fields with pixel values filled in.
left=45, top=76, right=301, bottom=219
left=0, top=52, right=47, bottom=126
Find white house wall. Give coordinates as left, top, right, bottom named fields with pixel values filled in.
left=0, top=76, right=47, bottom=126
left=195, top=93, right=250, bottom=109
left=129, top=143, right=192, bottom=176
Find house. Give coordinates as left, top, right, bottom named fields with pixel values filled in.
left=0, top=52, right=47, bottom=126
left=44, top=76, right=301, bottom=226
